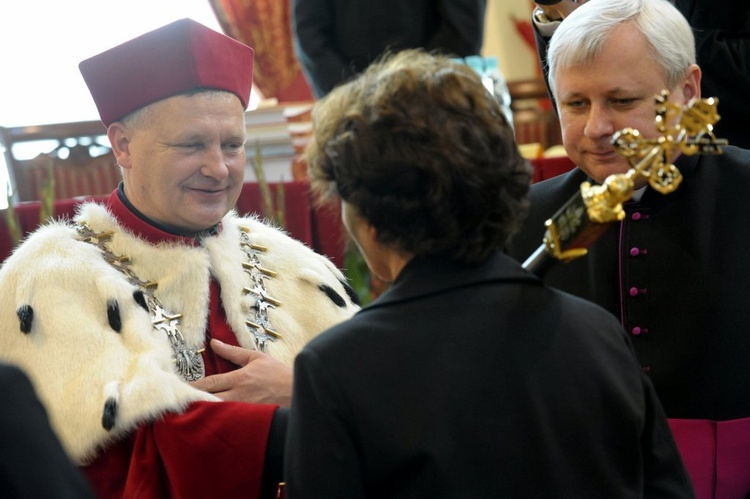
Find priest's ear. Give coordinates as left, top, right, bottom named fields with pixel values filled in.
left=679, top=63, right=702, bottom=103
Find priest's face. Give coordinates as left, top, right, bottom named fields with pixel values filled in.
left=553, top=23, right=699, bottom=186
left=112, top=91, right=246, bottom=233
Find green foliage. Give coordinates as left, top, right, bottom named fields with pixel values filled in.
left=343, top=242, right=373, bottom=306
left=39, top=157, right=55, bottom=224
left=1, top=156, right=55, bottom=250
left=274, top=181, right=286, bottom=229
left=2, top=182, right=21, bottom=247
left=251, top=140, right=286, bottom=229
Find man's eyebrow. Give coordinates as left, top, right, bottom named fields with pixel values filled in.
left=558, top=91, right=586, bottom=100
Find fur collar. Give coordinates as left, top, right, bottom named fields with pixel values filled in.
left=0, top=202, right=357, bottom=463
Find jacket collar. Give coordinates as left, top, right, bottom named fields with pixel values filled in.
left=366, top=250, right=541, bottom=310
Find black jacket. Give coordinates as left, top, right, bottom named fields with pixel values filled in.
left=0, top=363, right=94, bottom=498
left=510, top=146, right=750, bottom=421
left=285, top=251, right=692, bottom=498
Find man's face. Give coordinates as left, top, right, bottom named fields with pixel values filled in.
left=116, top=92, right=246, bottom=233
left=553, top=23, right=696, bottom=185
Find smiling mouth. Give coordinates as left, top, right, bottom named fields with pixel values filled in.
left=587, top=150, right=619, bottom=160
left=190, top=186, right=226, bottom=194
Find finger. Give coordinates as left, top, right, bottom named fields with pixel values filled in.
left=209, top=338, right=260, bottom=366
left=190, top=372, right=233, bottom=393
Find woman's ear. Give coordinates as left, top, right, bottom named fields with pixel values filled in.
left=364, top=224, right=379, bottom=247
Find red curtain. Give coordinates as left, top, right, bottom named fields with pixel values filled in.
left=208, top=0, right=313, bottom=102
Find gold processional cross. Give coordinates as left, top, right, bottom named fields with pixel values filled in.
left=522, top=90, right=728, bottom=274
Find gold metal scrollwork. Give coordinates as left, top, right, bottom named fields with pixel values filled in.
left=536, top=91, right=728, bottom=266
left=580, top=90, right=727, bottom=223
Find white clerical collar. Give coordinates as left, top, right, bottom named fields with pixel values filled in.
left=630, top=185, right=648, bottom=202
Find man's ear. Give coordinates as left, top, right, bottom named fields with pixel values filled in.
left=107, top=122, right=132, bottom=169
left=681, top=63, right=702, bottom=103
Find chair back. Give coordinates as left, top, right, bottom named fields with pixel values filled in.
left=1, top=121, right=120, bottom=203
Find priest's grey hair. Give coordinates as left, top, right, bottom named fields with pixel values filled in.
left=547, top=0, right=695, bottom=98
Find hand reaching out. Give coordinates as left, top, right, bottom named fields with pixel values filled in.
left=190, top=339, right=294, bottom=407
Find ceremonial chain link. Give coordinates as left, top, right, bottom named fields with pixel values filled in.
left=238, top=227, right=283, bottom=352
left=75, top=223, right=206, bottom=381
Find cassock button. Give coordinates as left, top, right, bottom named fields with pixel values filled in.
left=632, top=326, right=642, bottom=335
left=630, top=247, right=640, bottom=257
left=631, top=212, right=642, bottom=221
left=629, top=286, right=639, bottom=297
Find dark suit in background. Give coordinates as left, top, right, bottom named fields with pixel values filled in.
left=0, top=363, right=94, bottom=498
left=291, top=0, right=487, bottom=98
left=674, top=0, right=750, bottom=149
left=286, top=252, right=692, bottom=498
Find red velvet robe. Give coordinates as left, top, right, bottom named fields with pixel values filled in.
left=81, top=191, right=278, bottom=498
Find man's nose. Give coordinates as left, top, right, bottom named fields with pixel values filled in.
left=200, top=147, right=230, bottom=180
left=584, top=104, right=615, bottom=139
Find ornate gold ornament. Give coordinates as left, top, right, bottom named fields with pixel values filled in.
left=528, top=91, right=727, bottom=269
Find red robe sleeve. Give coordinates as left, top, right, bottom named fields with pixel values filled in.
left=82, top=400, right=277, bottom=499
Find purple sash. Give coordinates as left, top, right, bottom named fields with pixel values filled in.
left=669, top=417, right=750, bottom=499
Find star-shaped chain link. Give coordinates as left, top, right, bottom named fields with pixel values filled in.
left=239, top=227, right=283, bottom=351
left=75, top=222, right=205, bottom=381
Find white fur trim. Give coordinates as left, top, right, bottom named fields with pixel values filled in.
left=0, top=204, right=357, bottom=463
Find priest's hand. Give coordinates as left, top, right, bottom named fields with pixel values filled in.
left=189, top=339, right=293, bottom=407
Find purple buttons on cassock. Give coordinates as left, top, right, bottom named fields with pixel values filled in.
left=631, top=327, right=648, bottom=336
left=627, top=211, right=649, bottom=338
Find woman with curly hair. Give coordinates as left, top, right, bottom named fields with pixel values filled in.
left=284, top=49, right=692, bottom=498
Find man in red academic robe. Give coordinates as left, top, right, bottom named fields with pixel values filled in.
left=0, top=18, right=358, bottom=498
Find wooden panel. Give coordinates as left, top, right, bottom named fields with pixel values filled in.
left=508, top=77, right=562, bottom=151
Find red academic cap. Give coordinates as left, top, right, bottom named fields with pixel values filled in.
left=79, top=18, right=254, bottom=126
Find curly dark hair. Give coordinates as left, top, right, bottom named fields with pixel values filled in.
left=307, top=49, right=531, bottom=265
